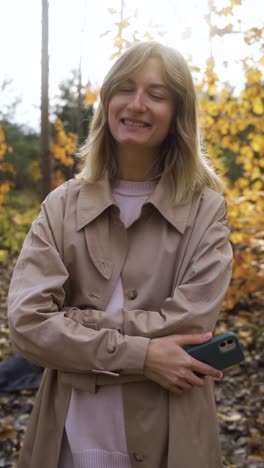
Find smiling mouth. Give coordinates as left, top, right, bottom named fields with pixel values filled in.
left=120, top=118, right=150, bottom=128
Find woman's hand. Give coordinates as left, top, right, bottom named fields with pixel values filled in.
left=144, top=332, right=223, bottom=394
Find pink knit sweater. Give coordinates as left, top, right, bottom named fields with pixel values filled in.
left=58, top=180, right=156, bottom=468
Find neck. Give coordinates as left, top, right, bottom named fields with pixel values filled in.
left=116, top=145, right=158, bottom=181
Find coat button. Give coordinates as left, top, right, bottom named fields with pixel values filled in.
left=107, top=344, right=116, bottom=353
left=127, top=289, right=137, bottom=300
left=133, top=452, right=144, bottom=462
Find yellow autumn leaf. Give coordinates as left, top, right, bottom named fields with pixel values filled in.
left=13, top=214, right=26, bottom=225
left=230, top=232, right=244, bottom=244
left=239, top=330, right=252, bottom=340
left=0, top=182, right=10, bottom=194
left=217, top=412, right=242, bottom=422
left=206, top=101, right=218, bottom=116
left=208, top=84, right=217, bottom=96
left=252, top=97, right=263, bottom=115
left=240, top=146, right=254, bottom=159
left=0, top=128, right=5, bottom=144
left=0, top=250, right=8, bottom=262
left=0, top=143, right=7, bottom=159
left=236, top=178, right=248, bottom=189
left=84, top=92, right=97, bottom=105
left=107, top=8, right=117, bottom=14
left=115, top=18, right=130, bottom=29
left=246, top=68, right=262, bottom=85
left=29, top=161, right=41, bottom=181
left=230, top=141, right=240, bottom=152
left=252, top=180, right=263, bottom=190
left=251, top=135, right=263, bottom=152
left=99, top=30, right=111, bottom=38
left=220, top=7, right=233, bottom=16
left=144, top=32, right=154, bottom=41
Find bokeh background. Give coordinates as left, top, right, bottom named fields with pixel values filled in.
left=0, top=1, right=263, bottom=467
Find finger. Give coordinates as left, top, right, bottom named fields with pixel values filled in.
left=178, top=381, right=194, bottom=391
left=171, top=386, right=184, bottom=395
left=173, top=332, right=212, bottom=347
left=192, top=357, right=223, bottom=379
left=170, top=374, right=195, bottom=391
left=186, top=373, right=205, bottom=387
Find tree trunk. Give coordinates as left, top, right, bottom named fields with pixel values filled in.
left=41, top=0, right=51, bottom=200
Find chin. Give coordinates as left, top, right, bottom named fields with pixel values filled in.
left=118, top=138, right=151, bottom=146
left=121, top=143, right=151, bottom=151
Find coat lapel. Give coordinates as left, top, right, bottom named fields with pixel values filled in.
left=84, top=213, right=113, bottom=280
left=76, top=175, right=115, bottom=280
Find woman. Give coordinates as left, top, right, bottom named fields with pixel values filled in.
left=8, top=41, right=232, bottom=468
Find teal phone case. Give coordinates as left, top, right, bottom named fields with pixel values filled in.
left=186, top=332, right=244, bottom=372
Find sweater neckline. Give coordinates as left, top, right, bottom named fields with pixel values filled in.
left=112, top=179, right=157, bottom=197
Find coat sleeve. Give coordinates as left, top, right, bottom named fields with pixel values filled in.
left=66, top=198, right=233, bottom=344
left=7, top=195, right=149, bottom=374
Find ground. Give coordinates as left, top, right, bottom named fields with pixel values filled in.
left=0, top=260, right=263, bottom=468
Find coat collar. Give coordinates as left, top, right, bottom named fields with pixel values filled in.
left=76, top=173, right=195, bottom=234
left=76, top=174, right=116, bottom=231
left=146, top=174, right=196, bottom=234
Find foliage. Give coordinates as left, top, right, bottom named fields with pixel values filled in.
left=0, top=0, right=263, bottom=313
left=0, top=126, right=14, bottom=207
left=0, top=191, right=40, bottom=264
left=52, top=69, right=95, bottom=141
left=29, top=126, right=77, bottom=193
left=197, top=59, right=264, bottom=310
left=104, top=0, right=264, bottom=310
left=101, top=6, right=166, bottom=59
left=49, top=70, right=97, bottom=186
left=50, top=118, right=78, bottom=187
left=0, top=121, right=40, bottom=191
left=0, top=79, right=22, bottom=122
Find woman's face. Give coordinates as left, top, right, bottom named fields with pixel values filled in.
left=107, top=58, right=174, bottom=152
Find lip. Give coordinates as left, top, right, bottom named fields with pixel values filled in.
left=120, top=118, right=151, bottom=128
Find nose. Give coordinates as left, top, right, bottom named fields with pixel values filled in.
left=127, top=91, right=146, bottom=112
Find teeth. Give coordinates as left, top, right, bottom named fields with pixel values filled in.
left=123, top=119, right=148, bottom=127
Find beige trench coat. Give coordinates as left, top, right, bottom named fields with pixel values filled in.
left=8, top=175, right=233, bottom=468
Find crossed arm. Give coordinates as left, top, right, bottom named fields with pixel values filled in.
left=8, top=199, right=232, bottom=393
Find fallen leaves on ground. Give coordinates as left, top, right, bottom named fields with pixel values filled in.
left=215, top=298, right=264, bottom=467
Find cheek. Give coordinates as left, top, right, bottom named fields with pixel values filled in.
left=108, top=98, right=123, bottom=127
left=108, top=101, right=114, bottom=122
left=163, top=108, right=174, bottom=133
left=158, top=110, right=174, bottom=135
left=108, top=95, right=122, bottom=113
left=107, top=102, right=118, bottom=134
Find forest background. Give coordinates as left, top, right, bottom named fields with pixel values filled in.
left=0, top=0, right=263, bottom=467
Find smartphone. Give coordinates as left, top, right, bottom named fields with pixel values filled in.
left=186, top=332, right=244, bottom=376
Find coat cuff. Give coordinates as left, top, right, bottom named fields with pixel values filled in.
left=121, top=335, right=150, bottom=375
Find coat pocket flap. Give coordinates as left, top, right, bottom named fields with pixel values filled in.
left=59, top=371, right=97, bottom=393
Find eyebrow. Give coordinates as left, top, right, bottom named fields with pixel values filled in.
left=149, top=84, right=170, bottom=92
left=121, top=79, right=170, bottom=92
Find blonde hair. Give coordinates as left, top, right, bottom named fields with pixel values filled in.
left=76, top=41, right=223, bottom=205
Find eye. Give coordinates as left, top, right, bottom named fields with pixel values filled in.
left=150, top=93, right=166, bottom=101
left=117, top=87, right=134, bottom=93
